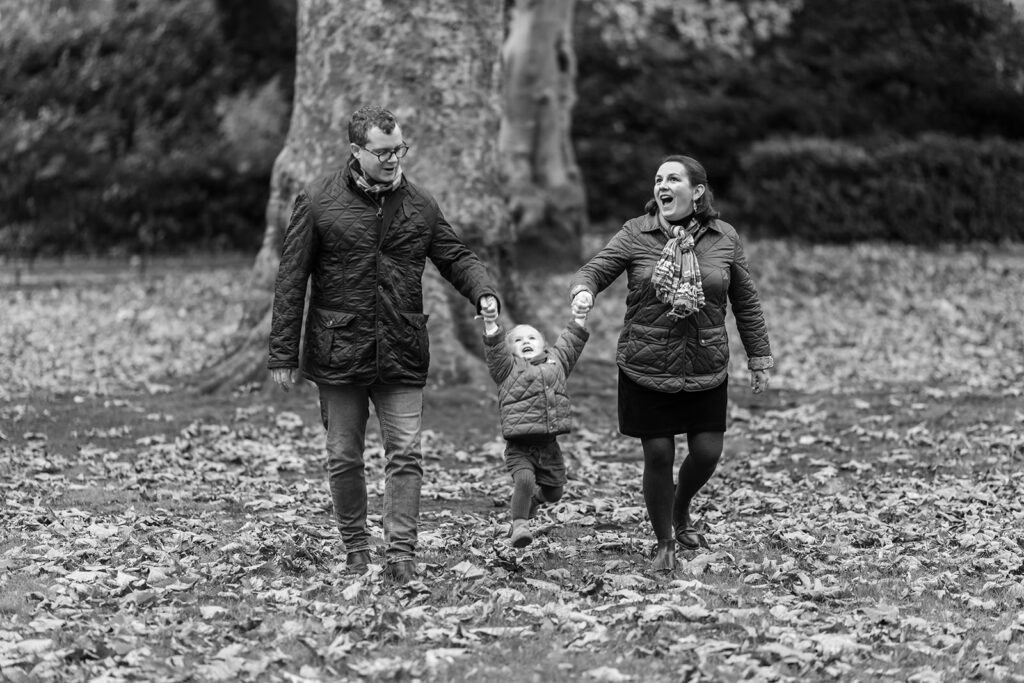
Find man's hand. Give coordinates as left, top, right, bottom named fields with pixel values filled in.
left=479, top=295, right=499, bottom=319
left=571, top=291, right=593, bottom=318
left=271, top=368, right=296, bottom=392
left=478, top=295, right=500, bottom=334
left=751, top=369, right=770, bottom=394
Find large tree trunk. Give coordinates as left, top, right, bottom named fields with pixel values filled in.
left=199, top=0, right=583, bottom=392
left=499, top=0, right=585, bottom=272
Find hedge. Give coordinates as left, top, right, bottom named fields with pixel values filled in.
left=732, top=134, right=1024, bottom=243
left=0, top=0, right=287, bottom=259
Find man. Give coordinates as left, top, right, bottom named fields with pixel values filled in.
left=268, top=105, right=500, bottom=585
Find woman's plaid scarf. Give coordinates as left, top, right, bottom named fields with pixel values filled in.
left=651, top=213, right=705, bottom=319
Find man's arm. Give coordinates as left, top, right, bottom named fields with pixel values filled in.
left=268, top=190, right=316, bottom=384
left=427, top=201, right=499, bottom=311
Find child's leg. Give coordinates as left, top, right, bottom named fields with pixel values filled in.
left=510, top=466, right=537, bottom=547
left=511, top=468, right=536, bottom=520
left=536, top=484, right=563, bottom=504
left=532, top=440, right=567, bottom=517
left=528, top=484, right=562, bottom=519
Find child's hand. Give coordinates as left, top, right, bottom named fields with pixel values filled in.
left=571, top=291, right=593, bottom=318
left=477, top=295, right=499, bottom=334
left=479, top=295, right=499, bottom=320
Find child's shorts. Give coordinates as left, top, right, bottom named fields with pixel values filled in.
left=504, top=437, right=566, bottom=488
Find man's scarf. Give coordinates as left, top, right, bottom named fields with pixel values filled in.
left=651, top=213, right=705, bottom=319
left=352, top=164, right=403, bottom=196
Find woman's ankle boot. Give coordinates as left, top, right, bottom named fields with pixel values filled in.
left=652, top=539, right=676, bottom=572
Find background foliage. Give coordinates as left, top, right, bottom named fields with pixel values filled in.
left=2, top=0, right=1024, bottom=257
left=575, top=0, right=1024, bottom=239
left=733, top=134, right=1024, bottom=241
left=0, top=0, right=294, bottom=257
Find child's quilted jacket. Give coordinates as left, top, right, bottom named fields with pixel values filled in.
left=484, top=322, right=589, bottom=439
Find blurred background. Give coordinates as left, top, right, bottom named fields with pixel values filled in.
left=2, top=0, right=1024, bottom=263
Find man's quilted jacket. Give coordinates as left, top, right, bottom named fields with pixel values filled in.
left=484, top=322, right=589, bottom=439
left=268, top=159, right=498, bottom=386
left=569, top=213, right=772, bottom=393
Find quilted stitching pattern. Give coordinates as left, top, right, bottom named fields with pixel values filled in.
left=269, top=160, right=498, bottom=386
left=484, top=322, right=589, bottom=439
left=571, top=214, right=772, bottom=393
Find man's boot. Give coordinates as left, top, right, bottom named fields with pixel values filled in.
left=384, top=560, right=415, bottom=586
left=346, top=550, right=370, bottom=574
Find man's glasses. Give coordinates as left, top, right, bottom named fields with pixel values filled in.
left=360, top=143, right=410, bottom=162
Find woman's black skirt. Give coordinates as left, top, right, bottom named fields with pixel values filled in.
left=617, top=369, right=728, bottom=438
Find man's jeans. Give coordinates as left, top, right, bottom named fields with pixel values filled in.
left=318, top=384, right=423, bottom=564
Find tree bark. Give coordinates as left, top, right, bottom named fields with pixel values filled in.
left=200, top=0, right=586, bottom=392
left=499, top=0, right=585, bottom=272
left=199, top=0, right=512, bottom=393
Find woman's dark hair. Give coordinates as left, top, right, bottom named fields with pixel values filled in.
left=644, top=154, right=720, bottom=223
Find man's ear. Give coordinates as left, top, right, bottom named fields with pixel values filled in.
left=350, top=142, right=361, bottom=157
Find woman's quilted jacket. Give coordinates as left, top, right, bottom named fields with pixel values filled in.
left=569, top=213, right=772, bottom=393
left=268, top=159, right=498, bottom=386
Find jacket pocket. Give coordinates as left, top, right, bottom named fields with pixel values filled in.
left=698, top=325, right=727, bottom=347
left=312, top=308, right=357, bottom=365
left=628, top=322, right=666, bottom=345
left=622, top=321, right=667, bottom=374
left=399, top=311, right=430, bottom=373
left=694, top=324, right=729, bottom=374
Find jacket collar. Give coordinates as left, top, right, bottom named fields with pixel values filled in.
left=345, top=156, right=405, bottom=197
left=528, top=349, right=551, bottom=366
left=639, top=212, right=721, bottom=234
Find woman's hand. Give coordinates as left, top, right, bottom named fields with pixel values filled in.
left=750, top=369, right=770, bottom=394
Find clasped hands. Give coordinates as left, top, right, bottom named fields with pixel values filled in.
left=571, top=290, right=593, bottom=322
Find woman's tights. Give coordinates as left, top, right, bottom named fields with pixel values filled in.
left=641, top=432, right=724, bottom=539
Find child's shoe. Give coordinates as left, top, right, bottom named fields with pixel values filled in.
left=510, top=519, right=533, bottom=548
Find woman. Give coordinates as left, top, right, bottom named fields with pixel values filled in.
left=569, top=155, right=773, bottom=572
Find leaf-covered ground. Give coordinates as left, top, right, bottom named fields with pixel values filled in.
left=2, top=241, right=1023, bottom=682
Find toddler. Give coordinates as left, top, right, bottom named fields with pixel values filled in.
left=481, top=305, right=589, bottom=547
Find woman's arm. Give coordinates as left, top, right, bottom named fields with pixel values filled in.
left=569, top=226, right=634, bottom=304
left=728, top=233, right=774, bottom=371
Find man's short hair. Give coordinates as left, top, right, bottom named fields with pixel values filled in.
left=349, top=106, right=399, bottom=145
